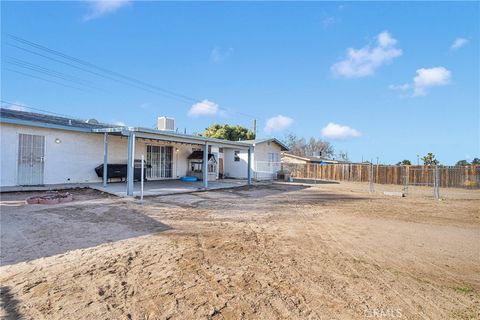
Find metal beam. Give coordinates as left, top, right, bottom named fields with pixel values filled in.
left=203, top=143, right=208, bottom=189
left=103, top=133, right=108, bottom=187
left=114, top=128, right=252, bottom=149
left=247, top=147, right=252, bottom=185
left=127, top=133, right=135, bottom=196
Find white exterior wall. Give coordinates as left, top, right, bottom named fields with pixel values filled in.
left=220, top=141, right=282, bottom=179
left=0, top=123, right=196, bottom=187
left=253, top=141, right=282, bottom=165
left=252, top=142, right=282, bottom=180
left=222, top=148, right=249, bottom=179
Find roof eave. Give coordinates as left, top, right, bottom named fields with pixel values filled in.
left=126, top=127, right=253, bottom=149
left=0, top=117, right=95, bottom=133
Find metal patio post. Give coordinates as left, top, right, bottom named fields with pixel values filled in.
left=103, top=133, right=108, bottom=188
left=203, top=142, right=208, bottom=189
left=140, top=154, right=144, bottom=201
left=127, top=133, right=135, bottom=196
left=247, top=147, right=252, bottom=185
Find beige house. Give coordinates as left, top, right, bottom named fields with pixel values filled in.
left=281, top=153, right=338, bottom=165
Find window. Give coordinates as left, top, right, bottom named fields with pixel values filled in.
left=268, top=152, right=280, bottom=165
left=147, top=145, right=173, bottom=179
left=190, top=160, right=203, bottom=172
left=208, top=161, right=216, bottom=173
left=234, top=150, right=240, bottom=162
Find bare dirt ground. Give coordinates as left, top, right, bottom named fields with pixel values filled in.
left=1, top=183, right=479, bottom=319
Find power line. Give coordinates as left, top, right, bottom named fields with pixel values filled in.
left=8, top=35, right=203, bottom=103
left=5, top=57, right=104, bottom=91
left=7, top=34, right=264, bottom=120
left=6, top=42, right=191, bottom=102
left=2, top=68, right=86, bottom=91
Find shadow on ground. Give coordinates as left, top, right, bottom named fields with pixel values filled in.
left=0, top=286, right=22, bottom=320
left=145, top=183, right=368, bottom=213
left=0, top=189, right=171, bottom=266
left=289, top=179, right=340, bottom=185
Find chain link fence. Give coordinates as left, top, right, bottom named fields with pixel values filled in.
left=278, top=163, right=479, bottom=200
left=254, top=161, right=282, bottom=180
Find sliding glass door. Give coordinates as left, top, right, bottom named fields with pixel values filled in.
left=146, top=145, right=173, bottom=179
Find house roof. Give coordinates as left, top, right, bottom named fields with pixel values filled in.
left=0, top=108, right=119, bottom=130
left=281, top=153, right=338, bottom=163
left=239, top=138, right=289, bottom=151
left=0, top=108, right=252, bottom=149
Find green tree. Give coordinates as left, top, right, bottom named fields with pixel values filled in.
left=421, top=153, right=439, bottom=166
left=472, top=158, right=480, bottom=165
left=201, top=124, right=254, bottom=141
left=455, top=160, right=470, bottom=166
left=396, top=160, right=412, bottom=166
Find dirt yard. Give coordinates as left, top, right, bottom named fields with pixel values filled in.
left=1, top=183, right=479, bottom=319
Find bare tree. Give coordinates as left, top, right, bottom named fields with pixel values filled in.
left=283, top=134, right=334, bottom=158
left=336, top=150, right=349, bottom=162
left=305, top=137, right=334, bottom=158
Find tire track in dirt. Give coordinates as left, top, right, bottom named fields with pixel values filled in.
left=331, top=219, right=479, bottom=287
left=286, top=188, right=434, bottom=319
left=298, top=188, right=478, bottom=318
left=288, top=194, right=421, bottom=319
left=317, top=216, right=448, bottom=319
left=244, top=222, right=322, bottom=319
left=330, top=222, right=478, bottom=313
left=258, top=189, right=381, bottom=317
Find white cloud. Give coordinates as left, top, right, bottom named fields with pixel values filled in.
left=210, top=47, right=234, bottom=63
left=83, top=0, right=130, bottom=21
left=413, top=67, right=451, bottom=96
left=188, top=99, right=221, bottom=117
left=264, top=115, right=293, bottom=133
left=321, top=123, right=361, bottom=140
left=450, top=37, right=468, bottom=50
left=331, top=31, right=402, bottom=78
left=390, top=66, right=451, bottom=97
left=2, top=101, right=28, bottom=111
left=113, top=121, right=126, bottom=126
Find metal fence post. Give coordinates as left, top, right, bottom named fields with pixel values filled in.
left=369, top=163, right=374, bottom=193
left=402, top=165, right=409, bottom=195
left=434, top=165, right=440, bottom=200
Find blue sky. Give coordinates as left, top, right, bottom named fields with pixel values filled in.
left=1, top=1, right=479, bottom=164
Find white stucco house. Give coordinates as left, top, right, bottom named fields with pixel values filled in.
left=0, top=108, right=255, bottom=196
left=221, top=138, right=289, bottom=180
left=0, top=108, right=287, bottom=195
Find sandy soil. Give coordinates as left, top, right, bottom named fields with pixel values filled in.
left=1, top=183, right=479, bottom=319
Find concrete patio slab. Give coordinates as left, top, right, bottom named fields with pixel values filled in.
left=89, top=179, right=251, bottom=197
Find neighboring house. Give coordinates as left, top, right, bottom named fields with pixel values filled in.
left=281, top=153, right=339, bottom=165
left=0, top=108, right=253, bottom=195
left=222, top=138, right=289, bottom=180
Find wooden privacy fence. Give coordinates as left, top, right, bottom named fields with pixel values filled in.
left=281, top=163, right=480, bottom=189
